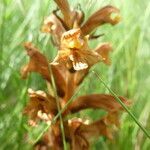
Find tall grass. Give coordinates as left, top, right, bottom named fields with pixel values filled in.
left=0, top=0, right=150, bottom=149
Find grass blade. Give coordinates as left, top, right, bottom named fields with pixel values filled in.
left=93, top=70, right=150, bottom=139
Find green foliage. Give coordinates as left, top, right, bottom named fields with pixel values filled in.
left=0, top=0, right=150, bottom=149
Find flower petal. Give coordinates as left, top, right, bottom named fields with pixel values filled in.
left=74, top=69, right=89, bottom=85
left=73, top=9, right=85, bottom=27
left=68, top=94, right=130, bottom=113
left=21, top=42, right=50, bottom=80
left=41, top=12, right=66, bottom=46
left=72, top=50, right=102, bottom=70
left=104, top=111, right=120, bottom=127
left=21, top=42, right=66, bottom=97
left=54, top=0, right=72, bottom=28
left=81, top=5, right=120, bottom=35
left=34, top=124, right=63, bottom=150
left=95, top=43, right=112, bottom=65
left=54, top=0, right=85, bottom=29
left=23, top=89, right=57, bottom=125
left=66, top=117, right=112, bottom=150
left=52, top=49, right=102, bottom=71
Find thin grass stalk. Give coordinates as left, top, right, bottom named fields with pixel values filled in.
left=92, top=70, right=150, bottom=139
left=48, top=65, right=67, bottom=150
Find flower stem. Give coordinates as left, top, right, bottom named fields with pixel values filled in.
left=92, top=70, right=150, bottom=139
left=52, top=84, right=82, bottom=124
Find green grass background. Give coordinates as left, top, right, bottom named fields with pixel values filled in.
left=0, top=0, right=150, bottom=149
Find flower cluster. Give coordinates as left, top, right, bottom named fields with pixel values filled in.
left=21, top=0, right=129, bottom=149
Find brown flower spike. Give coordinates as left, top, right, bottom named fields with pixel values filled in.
left=21, top=0, right=129, bottom=150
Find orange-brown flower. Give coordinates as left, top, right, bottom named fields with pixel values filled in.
left=23, top=89, right=57, bottom=126
left=41, top=12, right=66, bottom=47
left=52, top=28, right=102, bottom=71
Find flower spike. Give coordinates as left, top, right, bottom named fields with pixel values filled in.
left=21, top=1, right=131, bottom=150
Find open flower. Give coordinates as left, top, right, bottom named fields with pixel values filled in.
left=52, top=28, right=102, bottom=71
left=23, top=88, right=57, bottom=126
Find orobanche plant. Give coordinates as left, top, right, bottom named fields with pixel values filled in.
left=21, top=0, right=130, bottom=149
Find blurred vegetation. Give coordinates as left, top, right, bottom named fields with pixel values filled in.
left=0, top=0, right=150, bottom=149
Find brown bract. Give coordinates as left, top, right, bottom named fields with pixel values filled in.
left=21, top=42, right=66, bottom=97
left=81, top=5, right=120, bottom=36
left=21, top=42, right=50, bottom=81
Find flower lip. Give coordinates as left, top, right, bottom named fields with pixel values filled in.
left=61, top=28, right=84, bottom=49
left=61, top=28, right=81, bottom=40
